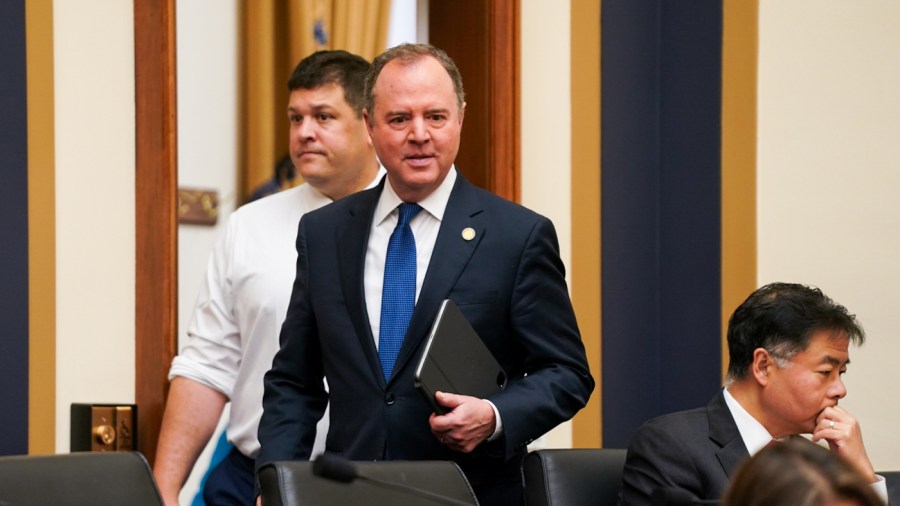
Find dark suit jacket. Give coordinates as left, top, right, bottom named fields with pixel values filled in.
left=257, top=175, right=594, bottom=504
left=617, top=390, right=750, bottom=505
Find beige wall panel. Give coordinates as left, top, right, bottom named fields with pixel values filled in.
left=758, top=0, right=900, bottom=470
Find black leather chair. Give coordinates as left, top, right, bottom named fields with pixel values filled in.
left=0, top=451, right=163, bottom=506
left=522, top=448, right=628, bottom=506
left=258, top=459, right=480, bottom=506
left=882, top=471, right=900, bottom=506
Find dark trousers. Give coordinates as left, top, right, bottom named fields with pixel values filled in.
left=202, top=447, right=255, bottom=506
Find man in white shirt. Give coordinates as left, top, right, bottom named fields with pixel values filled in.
left=153, top=50, right=384, bottom=506
left=617, top=282, right=887, bottom=505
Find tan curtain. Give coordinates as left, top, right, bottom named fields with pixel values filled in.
left=240, top=0, right=392, bottom=202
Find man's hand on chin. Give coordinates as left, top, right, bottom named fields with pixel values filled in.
left=812, top=405, right=877, bottom=483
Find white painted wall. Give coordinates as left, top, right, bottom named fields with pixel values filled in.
left=176, top=0, right=240, bottom=360
left=521, top=0, right=574, bottom=450
left=53, top=0, right=136, bottom=452
left=386, top=0, right=420, bottom=46
left=175, top=1, right=240, bottom=501
left=758, top=0, right=900, bottom=470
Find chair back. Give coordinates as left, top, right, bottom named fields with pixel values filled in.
left=882, top=471, right=900, bottom=506
left=522, top=448, right=627, bottom=506
left=0, top=451, right=163, bottom=506
left=258, top=459, right=479, bottom=506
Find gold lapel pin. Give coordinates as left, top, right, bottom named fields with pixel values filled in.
left=461, top=227, right=476, bottom=241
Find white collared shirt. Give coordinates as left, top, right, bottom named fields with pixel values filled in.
left=170, top=168, right=385, bottom=458
left=722, top=387, right=775, bottom=456
left=364, top=168, right=457, bottom=345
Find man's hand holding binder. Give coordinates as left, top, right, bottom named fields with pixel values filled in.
left=414, top=299, right=508, bottom=452
left=428, top=392, right=497, bottom=453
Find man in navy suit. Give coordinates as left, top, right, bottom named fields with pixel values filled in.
left=617, top=283, right=886, bottom=505
left=256, top=43, right=594, bottom=506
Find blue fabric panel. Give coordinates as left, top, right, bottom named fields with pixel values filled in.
left=0, top=0, right=30, bottom=456
left=601, top=0, right=723, bottom=448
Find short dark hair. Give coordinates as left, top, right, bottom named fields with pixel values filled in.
left=726, top=283, right=864, bottom=381
left=364, top=43, right=465, bottom=114
left=287, top=50, right=370, bottom=117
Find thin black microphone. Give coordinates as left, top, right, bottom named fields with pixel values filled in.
left=312, top=453, right=476, bottom=506
left=651, top=486, right=720, bottom=505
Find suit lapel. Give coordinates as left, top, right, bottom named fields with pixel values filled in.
left=337, top=183, right=385, bottom=386
left=707, top=390, right=751, bottom=478
left=389, top=177, right=484, bottom=383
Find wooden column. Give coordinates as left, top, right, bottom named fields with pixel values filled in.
left=134, top=0, right=178, bottom=465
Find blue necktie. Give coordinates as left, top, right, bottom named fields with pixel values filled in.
left=378, top=203, right=422, bottom=381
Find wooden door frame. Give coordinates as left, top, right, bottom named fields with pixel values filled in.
left=134, top=0, right=177, bottom=465
left=428, top=0, right=520, bottom=202
left=133, top=0, right=519, bottom=464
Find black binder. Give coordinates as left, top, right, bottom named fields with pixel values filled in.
left=414, top=299, right=507, bottom=415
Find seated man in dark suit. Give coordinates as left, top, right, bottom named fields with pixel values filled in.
left=617, top=282, right=888, bottom=505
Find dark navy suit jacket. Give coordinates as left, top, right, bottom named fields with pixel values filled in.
left=257, top=175, right=594, bottom=504
left=617, top=390, right=750, bottom=505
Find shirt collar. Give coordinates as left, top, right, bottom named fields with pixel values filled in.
left=367, top=165, right=388, bottom=190
left=723, top=386, right=776, bottom=456
left=374, top=166, right=457, bottom=226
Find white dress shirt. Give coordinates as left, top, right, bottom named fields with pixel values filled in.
left=170, top=169, right=385, bottom=458
left=364, top=168, right=456, bottom=341
left=722, top=387, right=776, bottom=456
